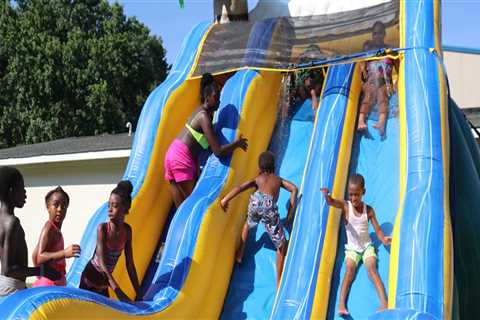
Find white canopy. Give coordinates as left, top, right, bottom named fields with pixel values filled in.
left=249, top=0, right=391, bottom=20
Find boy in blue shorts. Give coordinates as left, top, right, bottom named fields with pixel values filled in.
left=220, top=151, right=298, bottom=287
left=321, top=174, right=391, bottom=316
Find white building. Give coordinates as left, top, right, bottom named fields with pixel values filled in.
left=443, top=46, right=480, bottom=138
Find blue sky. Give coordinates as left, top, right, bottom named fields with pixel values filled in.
left=116, top=0, right=480, bottom=64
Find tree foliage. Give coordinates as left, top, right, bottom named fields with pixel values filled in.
left=0, top=0, right=169, bottom=148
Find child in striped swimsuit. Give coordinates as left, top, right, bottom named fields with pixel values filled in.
left=321, top=174, right=391, bottom=316
left=79, top=181, right=142, bottom=302
left=32, top=187, right=81, bottom=287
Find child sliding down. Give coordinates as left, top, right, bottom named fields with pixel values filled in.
left=220, top=151, right=298, bottom=287
left=321, top=174, right=391, bottom=316
left=358, top=21, right=397, bottom=136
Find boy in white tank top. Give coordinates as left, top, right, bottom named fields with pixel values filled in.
left=321, top=174, right=391, bottom=316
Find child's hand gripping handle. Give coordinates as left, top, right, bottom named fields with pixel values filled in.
left=234, top=134, right=248, bottom=151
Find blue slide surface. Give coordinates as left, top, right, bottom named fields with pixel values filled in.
left=221, top=98, right=315, bottom=319
left=328, top=100, right=399, bottom=319
left=271, top=64, right=357, bottom=319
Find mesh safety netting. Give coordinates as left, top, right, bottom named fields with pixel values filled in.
left=193, top=1, right=399, bottom=77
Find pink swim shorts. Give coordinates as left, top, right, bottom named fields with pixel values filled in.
left=32, top=275, right=66, bottom=287
left=164, top=139, right=198, bottom=182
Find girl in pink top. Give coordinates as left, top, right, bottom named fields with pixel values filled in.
left=32, top=187, right=81, bottom=287
left=79, top=181, right=142, bottom=302
left=164, top=73, right=248, bottom=209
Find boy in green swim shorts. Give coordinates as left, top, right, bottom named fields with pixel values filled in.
left=321, top=174, right=391, bottom=316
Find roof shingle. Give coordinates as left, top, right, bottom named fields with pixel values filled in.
left=0, top=133, right=133, bottom=160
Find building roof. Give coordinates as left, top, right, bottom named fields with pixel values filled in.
left=443, top=45, right=480, bottom=55
left=0, top=133, right=133, bottom=165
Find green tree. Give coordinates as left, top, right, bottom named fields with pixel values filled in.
left=0, top=0, right=169, bottom=148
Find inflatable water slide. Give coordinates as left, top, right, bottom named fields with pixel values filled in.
left=1, top=1, right=478, bottom=319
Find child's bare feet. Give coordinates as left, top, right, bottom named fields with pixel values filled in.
left=357, top=113, right=368, bottom=132
left=373, top=112, right=387, bottom=136
left=357, top=121, right=368, bottom=131
left=338, top=305, right=349, bottom=316
left=376, top=304, right=387, bottom=313
left=372, top=121, right=385, bottom=136
left=235, top=246, right=244, bottom=263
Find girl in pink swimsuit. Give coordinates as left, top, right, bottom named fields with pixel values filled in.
left=32, top=187, right=81, bottom=287
left=79, top=181, right=142, bottom=302
left=164, top=73, right=248, bottom=208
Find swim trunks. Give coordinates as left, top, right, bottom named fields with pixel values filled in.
left=247, top=191, right=285, bottom=249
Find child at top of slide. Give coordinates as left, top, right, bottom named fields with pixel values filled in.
left=358, top=21, right=398, bottom=136
left=32, top=186, right=81, bottom=287
left=79, top=181, right=142, bottom=302
left=220, top=151, right=298, bottom=287
left=0, top=166, right=60, bottom=297
left=304, top=71, right=323, bottom=111
left=321, top=174, right=391, bottom=316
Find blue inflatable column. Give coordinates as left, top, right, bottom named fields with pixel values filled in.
left=383, top=1, right=453, bottom=319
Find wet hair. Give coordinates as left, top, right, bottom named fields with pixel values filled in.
left=0, top=166, right=23, bottom=200
left=45, top=186, right=70, bottom=206
left=307, top=71, right=323, bottom=88
left=201, top=81, right=219, bottom=105
left=258, top=151, right=275, bottom=174
left=200, top=73, right=215, bottom=103
left=349, top=174, right=365, bottom=189
left=111, top=180, right=133, bottom=210
left=372, top=21, right=386, bottom=33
